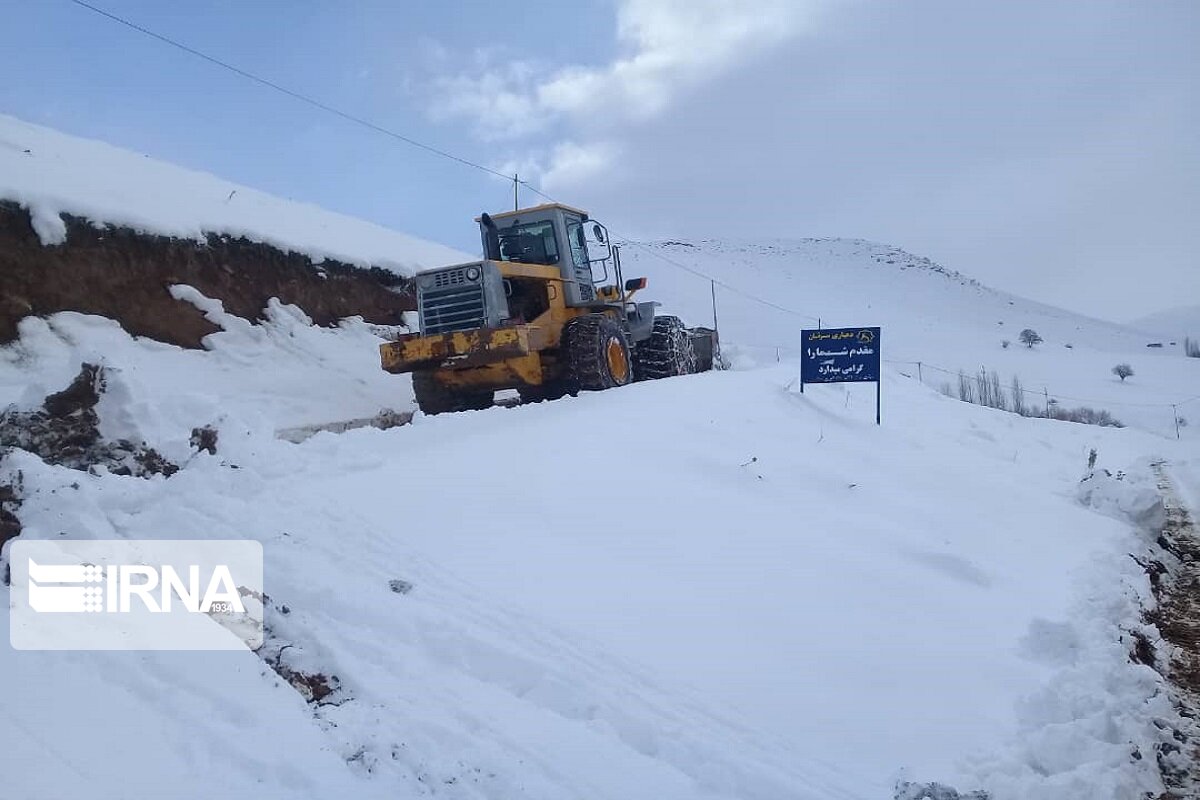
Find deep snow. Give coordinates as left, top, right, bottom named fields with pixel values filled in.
left=2, top=301, right=1193, bottom=799
left=2, top=114, right=1199, bottom=799
left=0, top=113, right=468, bottom=271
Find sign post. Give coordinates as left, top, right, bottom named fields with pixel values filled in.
left=800, top=326, right=882, bottom=424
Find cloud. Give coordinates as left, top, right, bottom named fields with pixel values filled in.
left=549, top=0, right=812, bottom=118
left=428, top=57, right=547, bottom=140
left=426, top=0, right=821, bottom=144
left=541, top=141, right=623, bottom=192
left=494, top=141, right=622, bottom=197
left=539, top=1, right=1200, bottom=321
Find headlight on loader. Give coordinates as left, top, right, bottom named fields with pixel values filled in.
left=465, top=266, right=481, bottom=281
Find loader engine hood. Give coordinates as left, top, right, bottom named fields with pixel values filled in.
left=415, top=261, right=508, bottom=335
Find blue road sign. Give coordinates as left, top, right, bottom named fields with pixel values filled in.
left=801, top=327, right=880, bottom=384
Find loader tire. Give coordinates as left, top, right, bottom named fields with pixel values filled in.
left=634, top=315, right=696, bottom=380
left=412, top=371, right=493, bottom=415
left=562, top=314, right=633, bottom=393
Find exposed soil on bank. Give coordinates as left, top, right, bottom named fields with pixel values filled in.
left=0, top=200, right=415, bottom=348
left=1145, top=462, right=1200, bottom=798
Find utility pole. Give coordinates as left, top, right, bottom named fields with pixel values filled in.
left=710, top=280, right=719, bottom=331
left=513, top=174, right=519, bottom=211
left=1174, top=404, right=1181, bottom=439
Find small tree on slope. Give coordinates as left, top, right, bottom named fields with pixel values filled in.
left=1112, top=363, right=1134, bottom=382
left=1019, top=329, right=1043, bottom=348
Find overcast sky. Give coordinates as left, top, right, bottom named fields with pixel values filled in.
left=2, top=1, right=1196, bottom=322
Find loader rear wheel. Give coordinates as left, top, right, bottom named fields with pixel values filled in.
left=562, top=314, right=633, bottom=393
left=412, top=371, right=493, bottom=415
left=634, top=315, right=696, bottom=380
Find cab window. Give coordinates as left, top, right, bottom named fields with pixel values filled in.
left=565, top=217, right=590, bottom=273
left=497, top=220, right=559, bottom=265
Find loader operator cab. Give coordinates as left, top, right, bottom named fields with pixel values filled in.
left=479, top=203, right=614, bottom=308
left=476, top=203, right=655, bottom=341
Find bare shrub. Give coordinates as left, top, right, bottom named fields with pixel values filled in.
left=941, top=364, right=1121, bottom=428
left=974, top=369, right=992, bottom=408
left=1011, top=374, right=1027, bottom=416
left=1047, top=404, right=1123, bottom=427
left=957, top=371, right=975, bottom=404
left=1112, top=363, right=1134, bottom=382
left=989, top=370, right=1006, bottom=411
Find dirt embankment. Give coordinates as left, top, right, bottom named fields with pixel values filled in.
left=1143, top=463, right=1200, bottom=798
left=0, top=362, right=187, bottom=555
left=0, top=200, right=416, bottom=348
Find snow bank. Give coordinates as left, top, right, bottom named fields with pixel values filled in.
left=970, top=469, right=1174, bottom=799
left=0, top=298, right=410, bottom=462
left=1076, top=463, right=1166, bottom=531
left=0, top=114, right=469, bottom=272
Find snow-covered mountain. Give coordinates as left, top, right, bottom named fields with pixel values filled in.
left=1130, top=305, right=1200, bottom=343
left=2, top=115, right=1199, bottom=800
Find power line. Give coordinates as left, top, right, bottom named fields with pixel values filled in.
left=64, top=0, right=1186, bottom=375
left=518, top=174, right=821, bottom=322
left=66, top=0, right=822, bottom=325
left=64, top=0, right=516, bottom=183
left=621, top=239, right=822, bottom=323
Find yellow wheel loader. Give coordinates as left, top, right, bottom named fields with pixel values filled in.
left=379, top=203, right=719, bottom=414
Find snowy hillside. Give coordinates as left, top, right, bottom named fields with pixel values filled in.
left=1130, top=305, right=1200, bottom=343
left=3, top=115, right=1200, bottom=800
left=623, top=239, right=1200, bottom=436
left=0, top=113, right=468, bottom=271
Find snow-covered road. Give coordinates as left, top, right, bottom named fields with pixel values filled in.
left=2, top=313, right=1189, bottom=797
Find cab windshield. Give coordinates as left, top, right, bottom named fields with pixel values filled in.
left=497, top=220, right=559, bottom=265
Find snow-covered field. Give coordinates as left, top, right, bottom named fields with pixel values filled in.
left=2, top=116, right=1199, bottom=799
